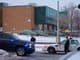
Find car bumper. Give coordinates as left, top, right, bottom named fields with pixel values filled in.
left=25, top=48, right=35, bottom=54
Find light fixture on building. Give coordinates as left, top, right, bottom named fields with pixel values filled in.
left=12, top=27, right=16, bottom=31
left=27, top=19, right=31, bottom=22
left=4, top=23, right=7, bottom=26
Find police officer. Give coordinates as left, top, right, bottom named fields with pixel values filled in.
left=31, top=36, right=36, bottom=42
left=30, top=36, right=36, bottom=49
left=64, top=36, right=70, bottom=54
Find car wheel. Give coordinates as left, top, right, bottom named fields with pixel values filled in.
left=16, top=47, right=26, bottom=56
left=47, top=47, right=56, bottom=54
left=77, top=47, right=80, bottom=51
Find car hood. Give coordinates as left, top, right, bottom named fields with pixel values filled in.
left=67, top=52, right=80, bottom=60
left=60, top=51, right=80, bottom=60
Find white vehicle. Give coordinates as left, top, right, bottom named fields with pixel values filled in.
left=41, top=39, right=79, bottom=54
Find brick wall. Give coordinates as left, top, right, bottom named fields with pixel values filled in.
left=2, top=6, right=35, bottom=32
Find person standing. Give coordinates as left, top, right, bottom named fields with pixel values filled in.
left=64, top=36, right=70, bottom=54
left=31, top=36, right=36, bottom=42
left=30, top=36, right=36, bottom=49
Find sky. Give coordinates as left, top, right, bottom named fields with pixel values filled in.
left=0, top=0, right=80, bottom=10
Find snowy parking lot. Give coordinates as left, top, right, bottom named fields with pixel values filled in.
left=0, top=50, right=63, bottom=60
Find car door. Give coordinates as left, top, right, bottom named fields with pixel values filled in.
left=0, top=33, right=16, bottom=50
left=3, top=34, right=16, bottom=51
left=59, top=40, right=66, bottom=51
left=0, top=33, right=9, bottom=50
left=70, top=40, right=78, bottom=51
left=55, top=40, right=66, bottom=51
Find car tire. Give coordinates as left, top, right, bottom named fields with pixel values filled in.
left=16, top=47, right=26, bottom=56
left=77, top=47, right=80, bottom=51
left=47, top=47, right=56, bottom=54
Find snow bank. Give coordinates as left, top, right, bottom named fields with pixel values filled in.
left=13, top=33, right=67, bottom=43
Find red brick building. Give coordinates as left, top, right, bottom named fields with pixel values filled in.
left=0, top=3, right=57, bottom=33
left=0, top=6, right=35, bottom=32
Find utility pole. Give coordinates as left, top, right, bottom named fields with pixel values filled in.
left=70, top=7, right=74, bottom=37
left=56, top=1, right=60, bottom=44
left=78, top=4, right=80, bottom=36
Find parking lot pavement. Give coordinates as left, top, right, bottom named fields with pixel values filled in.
left=0, top=52, right=65, bottom=60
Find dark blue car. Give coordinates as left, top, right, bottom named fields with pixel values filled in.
left=0, top=32, right=35, bottom=56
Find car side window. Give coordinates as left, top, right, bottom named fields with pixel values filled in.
left=0, top=33, right=12, bottom=39
left=61, top=40, right=66, bottom=44
left=0, top=33, right=4, bottom=39
left=71, top=40, right=75, bottom=44
left=71, top=40, right=79, bottom=45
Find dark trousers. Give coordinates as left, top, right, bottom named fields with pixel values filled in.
left=64, top=46, right=69, bottom=54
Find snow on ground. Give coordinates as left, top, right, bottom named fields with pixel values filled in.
left=0, top=49, right=9, bottom=56
left=13, top=33, right=66, bottom=43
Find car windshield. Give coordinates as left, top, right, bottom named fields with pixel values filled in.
left=71, top=40, right=79, bottom=45
left=12, top=35, right=20, bottom=40
left=10, top=33, right=21, bottom=40
left=0, top=32, right=20, bottom=40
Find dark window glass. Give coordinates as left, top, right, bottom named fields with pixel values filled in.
left=0, top=33, right=13, bottom=39
left=71, top=40, right=79, bottom=45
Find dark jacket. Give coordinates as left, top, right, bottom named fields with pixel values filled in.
left=65, top=39, right=70, bottom=47
left=31, top=37, right=36, bottom=42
